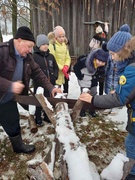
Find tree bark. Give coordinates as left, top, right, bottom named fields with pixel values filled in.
left=28, top=114, right=38, bottom=133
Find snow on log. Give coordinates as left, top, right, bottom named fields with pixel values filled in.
left=55, top=102, right=93, bottom=180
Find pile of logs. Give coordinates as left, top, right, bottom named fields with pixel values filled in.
left=26, top=93, right=135, bottom=180
left=26, top=93, right=93, bottom=180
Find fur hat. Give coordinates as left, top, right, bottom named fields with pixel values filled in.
left=47, top=31, right=55, bottom=44
left=47, top=31, right=55, bottom=40
left=14, top=26, right=35, bottom=43
left=36, top=34, right=49, bottom=47
left=96, top=26, right=103, bottom=34
left=54, top=26, right=65, bottom=38
left=107, top=24, right=132, bottom=53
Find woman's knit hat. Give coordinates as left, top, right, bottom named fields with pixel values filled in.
left=107, top=24, right=132, bottom=52
left=14, top=26, right=35, bottom=43
left=54, top=26, right=65, bottom=38
left=36, top=34, right=49, bottom=47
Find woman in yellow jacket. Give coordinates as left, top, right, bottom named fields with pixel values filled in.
left=48, top=26, right=71, bottom=92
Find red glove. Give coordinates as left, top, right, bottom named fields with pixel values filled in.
left=62, top=65, right=69, bottom=79
left=62, top=65, right=69, bottom=74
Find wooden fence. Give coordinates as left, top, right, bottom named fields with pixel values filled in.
left=31, top=0, right=135, bottom=57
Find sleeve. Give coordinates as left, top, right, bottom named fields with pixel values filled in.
left=92, top=93, right=121, bottom=109
left=92, top=65, right=135, bottom=109
left=104, top=22, right=109, bottom=34
left=64, top=48, right=71, bottom=67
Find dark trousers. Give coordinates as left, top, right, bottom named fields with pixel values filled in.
left=99, top=81, right=104, bottom=95
left=0, top=101, right=20, bottom=137
left=63, top=77, right=69, bottom=94
left=34, top=87, right=50, bottom=119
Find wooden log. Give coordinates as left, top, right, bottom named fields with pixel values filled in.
left=28, top=114, right=38, bottom=133
left=70, top=99, right=84, bottom=123
left=40, top=162, right=54, bottom=180
left=35, top=94, right=56, bottom=126
left=122, top=158, right=135, bottom=180
left=27, top=101, right=92, bottom=179
left=55, top=102, right=92, bottom=179
left=27, top=162, right=53, bottom=180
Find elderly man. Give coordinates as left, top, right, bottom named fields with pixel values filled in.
left=0, top=26, right=62, bottom=154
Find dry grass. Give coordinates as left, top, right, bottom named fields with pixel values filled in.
left=0, top=113, right=127, bottom=179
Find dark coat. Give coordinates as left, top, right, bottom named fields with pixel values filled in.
left=0, top=39, right=54, bottom=101
left=33, top=47, right=58, bottom=85
left=33, top=47, right=58, bottom=96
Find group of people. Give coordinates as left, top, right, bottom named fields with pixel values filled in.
left=1, top=22, right=135, bottom=179
left=0, top=25, right=69, bottom=154
left=74, top=21, right=130, bottom=117
left=79, top=23, right=135, bottom=180
left=33, top=26, right=71, bottom=126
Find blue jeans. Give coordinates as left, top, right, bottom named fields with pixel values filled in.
left=125, top=133, right=135, bottom=175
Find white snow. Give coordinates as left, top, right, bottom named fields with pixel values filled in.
left=17, top=72, right=129, bottom=180
left=0, top=35, right=129, bottom=179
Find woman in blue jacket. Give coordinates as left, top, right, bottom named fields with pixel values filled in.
left=79, top=24, right=135, bottom=180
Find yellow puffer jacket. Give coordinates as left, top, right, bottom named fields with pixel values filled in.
left=49, top=40, right=71, bottom=85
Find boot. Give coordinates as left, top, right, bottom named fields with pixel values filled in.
left=43, top=113, right=51, bottom=123
left=80, top=110, right=86, bottom=117
left=9, top=134, right=35, bottom=154
left=35, top=117, right=44, bottom=127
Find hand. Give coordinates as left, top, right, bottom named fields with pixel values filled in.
left=79, top=93, right=92, bottom=103
left=110, top=90, right=115, bottom=94
left=51, top=87, right=62, bottom=97
left=12, top=81, right=25, bottom=94
left=62, top=65, right=69, bottom=73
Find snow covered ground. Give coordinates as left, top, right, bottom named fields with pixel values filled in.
left=0, top=35, right=129, bottom=179
left=17, top=72, right=128, bottom=180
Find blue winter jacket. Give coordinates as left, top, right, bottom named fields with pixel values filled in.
left=92, top=52, right=135, bottom=136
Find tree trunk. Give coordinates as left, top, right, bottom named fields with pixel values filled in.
left=12, top=0, right=17, bottom=36
left=28, top=114, right=38, bottom=133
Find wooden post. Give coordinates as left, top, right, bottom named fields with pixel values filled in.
left=35, top=94, right=56, bottom=126
left=28, top=114, right=38, bottom=133
left=71, top=99, right=84, bottom=123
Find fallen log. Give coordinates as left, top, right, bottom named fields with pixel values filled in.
left=122, top=158, right=135, bottom=180
left=27, top=100, right=94, bottom=179
left=35, top=94, right=56, bottom=126
left=71, top=99, right=84, bottom=123
left=28, top=114, right=38, bottom=133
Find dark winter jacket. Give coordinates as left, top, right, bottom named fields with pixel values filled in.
left=92, top=52, right=135, bottom=136
left=73, top=55, right=98, bottom=88
left=0, top=39, right=54, bottom=102
left=33, top=47, right=58, bottom=86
